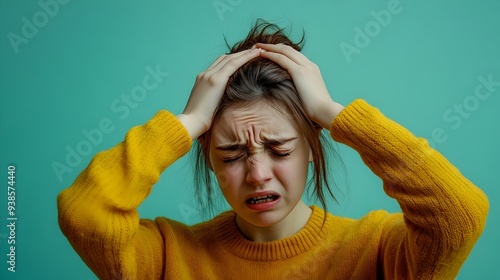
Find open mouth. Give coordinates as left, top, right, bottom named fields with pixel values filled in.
left=246, top=195, right=280, bottom=205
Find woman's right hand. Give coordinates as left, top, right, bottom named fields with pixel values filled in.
left=177, top=48, right=264, bottom=139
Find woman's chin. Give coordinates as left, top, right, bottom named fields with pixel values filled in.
left=238, top=208, right=289, bottom=228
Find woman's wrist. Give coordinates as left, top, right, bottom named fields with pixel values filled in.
left=176, top=114, right=205, bottom=140
left=315, top=101, right=345, bottom=130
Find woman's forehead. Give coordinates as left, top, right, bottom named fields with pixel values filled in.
left=212, top=102, right=299, bottom=143
left=220, top=100, right=291, bottom=122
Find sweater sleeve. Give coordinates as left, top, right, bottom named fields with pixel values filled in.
left=57, top=110, right=192, bottom=280
left=330, top=99, right=489, bottom=279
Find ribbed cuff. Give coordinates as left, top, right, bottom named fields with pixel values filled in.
left=141, top=110, right=192, bottom=172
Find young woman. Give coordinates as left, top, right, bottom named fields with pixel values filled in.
left=57, top=21, right=489, bottom=279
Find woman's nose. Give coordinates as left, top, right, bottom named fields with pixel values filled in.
left=245, top=155, right=273, bottom=186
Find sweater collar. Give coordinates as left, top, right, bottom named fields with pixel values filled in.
left=212, top=206, right=330, bottom=261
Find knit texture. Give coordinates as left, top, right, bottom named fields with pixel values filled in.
left=57, top=99, right=489, bottom=279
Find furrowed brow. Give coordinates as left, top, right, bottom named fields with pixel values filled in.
left=216, top=137, right=297, bottom=151
left=215, top=143, right=247, bottom=151
left=264, top=137, right=297, bottom=146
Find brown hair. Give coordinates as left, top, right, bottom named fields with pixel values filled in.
left=193, top=19, right=343, bottom=220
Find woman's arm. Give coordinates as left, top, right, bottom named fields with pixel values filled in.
left=57, top=111, right=192, bottom=279
left=330, top=99, right=489, bottom=279
left=256, top=43, right=488, bottom=278
left=57, top=48, right=262, bottom=279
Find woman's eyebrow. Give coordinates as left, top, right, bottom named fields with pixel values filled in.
left=215, top=143, right=246, bottom=151
left=215, top=137, right=297, bottom=151
left=264, top=137, right=297, bottom=146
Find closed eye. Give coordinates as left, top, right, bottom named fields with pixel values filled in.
left=270, top=151, right=291, bottom=158
left=222, top=155, right=243, bottom=163
left=221, top=147, right=292, bottom=163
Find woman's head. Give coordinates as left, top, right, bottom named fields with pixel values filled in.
left=194, top=20, right=335, bottom=226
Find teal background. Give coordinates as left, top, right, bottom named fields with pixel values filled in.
left=1, top=0, right=499, bottom=279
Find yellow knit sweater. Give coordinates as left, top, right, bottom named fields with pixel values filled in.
left=57, top=99, right=489, bottom=279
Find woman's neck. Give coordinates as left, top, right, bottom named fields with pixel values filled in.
left=235, top=200, right=313, bottom=242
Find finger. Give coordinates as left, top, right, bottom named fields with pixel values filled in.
left=259, top=51, right=299, bottom=73
left=205, top=55, right=228, bottom=72
left=206, top=48, right=262, bottom=78
left=206, top=48, right=257, bottom=72
left=254, top=43, right=308, bottom=65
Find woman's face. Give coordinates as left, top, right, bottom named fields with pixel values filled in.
left=209, top=101, right=312, bottom=228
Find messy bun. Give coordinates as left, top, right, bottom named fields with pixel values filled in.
left=228, top=19, right=303, bottom=53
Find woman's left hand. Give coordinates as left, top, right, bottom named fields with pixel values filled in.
left=255, top=43, right=344, bottom=129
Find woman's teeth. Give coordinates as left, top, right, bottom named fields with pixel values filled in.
left=248, top=195, right=275, bottom=204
